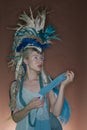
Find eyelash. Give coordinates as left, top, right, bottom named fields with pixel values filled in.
left=33, top=56, right=44, bottom=61
left=34, top=56, right=38, bottom=60
left=41, top=57, right=44, bottom=61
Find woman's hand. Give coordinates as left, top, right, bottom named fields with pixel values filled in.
left=51, top=71, right=74, bottom=116
left=26, top=97, right=44, bottom=111
left=11, top=97, right=44, bottom=123
left=61, top=70, right=74, bottom=88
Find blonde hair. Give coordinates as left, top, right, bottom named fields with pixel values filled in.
left=17, top=48, right=50, bottom=85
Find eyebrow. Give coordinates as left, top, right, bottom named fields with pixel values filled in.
left=32, top=52, right=43, bottom=57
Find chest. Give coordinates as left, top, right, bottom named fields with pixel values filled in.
left=23, top=80, right=41, bottom=93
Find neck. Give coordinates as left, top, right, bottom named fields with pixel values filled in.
left=25, top=67, right=40, bottom=81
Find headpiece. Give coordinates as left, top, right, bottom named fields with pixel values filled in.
left=9, top=8, right=61, bottom=79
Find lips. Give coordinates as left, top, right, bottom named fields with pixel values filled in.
left=37, top=64, right=42, bottom=68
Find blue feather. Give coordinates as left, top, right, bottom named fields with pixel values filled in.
left=45, top=25, right=55, bottom=35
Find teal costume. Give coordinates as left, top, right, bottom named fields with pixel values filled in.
left=9, top=9, right=71, bottom=130
left=15, top=73, right=70, bottom=130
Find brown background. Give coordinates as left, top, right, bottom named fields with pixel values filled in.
left=0, top=0, right=87, bottom=130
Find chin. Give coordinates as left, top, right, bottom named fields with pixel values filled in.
left=36, top=68, right=42, bottom=73
left=37, top=70, right=41, bottom=73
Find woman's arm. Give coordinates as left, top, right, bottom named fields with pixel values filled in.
left=11, top=105, right=30, bottom=122
left=9, top=81, right=44, bottom=123
left=48, top=71, right=74, bottom=117
left=12, top=97, right=44, bottom=122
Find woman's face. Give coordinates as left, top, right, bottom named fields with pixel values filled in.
left=25, top=50, right=44, bottom=72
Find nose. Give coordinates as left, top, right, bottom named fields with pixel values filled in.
left=38, top=57, right=43, bottom=64
left=39, top=59, right=43, bottom=64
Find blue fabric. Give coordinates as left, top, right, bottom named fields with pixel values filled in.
left=53, top=88, right=70, bottom=124
left=39, top=73, right=66, bottom=95
left=18, top=76, right=51, bottom=130
left=49, top=112, right=62, bottom=130
left=39, top=73, right=70, bottom=124
left=16, top=88, right=51, bottom=130
left=17, top=73, right=70, bottom=130
left=35, top=120, right=51, bottom=130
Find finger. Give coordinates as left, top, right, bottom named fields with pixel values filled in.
left=36, top=99, right=44, bottom=104
left=71, top=71, right=74, bottom=78
left=67, top=71, right=74, bottom=78
left=68, top=71, right=74, bottom=76
left=69, top=74, right=74, bottom=82
left=65, top=72, right=74, bottom=82
left=31, top=98, right=38, bottom=103
left=69, top=71, right=74, bottom=79
left=36, top=98, right=44, bottom=105
left=31, top=97, right=42, bottom=104
left=37, top=104, right=43, bottom=108
left=36, top=101, right=44, bottom=108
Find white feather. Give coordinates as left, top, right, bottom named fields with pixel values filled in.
left=15, top=57, right=23, bottom=79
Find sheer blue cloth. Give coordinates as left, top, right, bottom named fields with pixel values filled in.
left=53, top=88, right=70, bottom=124
left=15, top=73, right=70, bottom=130
left=16, top=87, right=51, bottom=130
left=39, top=73, right=70, bottom=123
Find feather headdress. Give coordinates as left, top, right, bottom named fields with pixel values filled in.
left=9, top=8, right=60, bottom=79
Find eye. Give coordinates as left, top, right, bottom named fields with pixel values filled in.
left=32, top=56, right=38, bottom=60
left=41, top=57, right=44, bottom=61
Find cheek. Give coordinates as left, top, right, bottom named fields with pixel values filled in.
left=27, top=58, right=32, bottom=64
left=29, top=60, right=36, bottom=67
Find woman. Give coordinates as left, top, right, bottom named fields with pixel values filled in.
left=9, top=8, right=74, bottom=130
